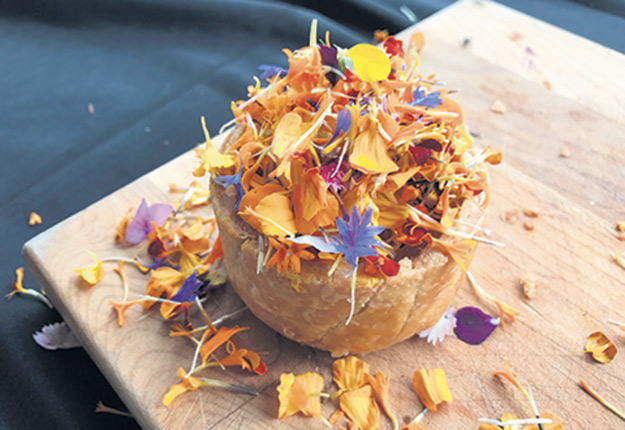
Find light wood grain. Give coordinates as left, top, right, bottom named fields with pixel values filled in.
left=23, top=1, right=625, bottom=429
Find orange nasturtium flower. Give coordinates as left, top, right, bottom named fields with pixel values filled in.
left=29, top=211, right=42, bottom=226
left=577, top=331, right=618, bottom=363
left=277, top=372, right=325, bottom=419
left=74, top=252, right=104, bottom=286
left=340, top=385, right=381, bottom=430
left=412, top=368, right=452, bottom=411
left=199, top=326, right=248, bottom=365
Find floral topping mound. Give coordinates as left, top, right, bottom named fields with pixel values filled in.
left=199, top=30, right=501, bottom=287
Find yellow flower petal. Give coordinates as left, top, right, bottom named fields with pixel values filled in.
left=193, top=117, right=234, bottom=177
left=339, top=385, right=380, bottom=430
left=347, top=44, right=391, bottom=82
left=585, top=331, right=618, bottom=363
left=74, top=252, right=104, bottom=286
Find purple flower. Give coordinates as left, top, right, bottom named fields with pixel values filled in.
left=327, top=105, right=352, bottom=145
left=125, top=198, right=173, bottom=245
left=291, top=206, right=384, bottom=271
left=257, top=64, right=287, bottom=80
left=318, top=45, right=340, bottom=85
left=454, top=306, right=500, bottom=345
left=170, top=273, right=203, bottom=303
left=410, top=86, right=442, bottom=108
left=319, top=161, right=347, bottom=193
left=213, top=167, right=245, bottom=210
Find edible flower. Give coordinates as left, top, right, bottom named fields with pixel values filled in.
left=74, top=252, right=104, bottom=286
left=412, top=368, right=452, bottom=411
left=29, top=211, right=42, bottom=226
left=169, top=272, right=203, bottom=303
left=6, top=267, right=52, bottom=308
left=114, top=208, right=133, bottom=243
left=333, top=356, right=369, bottom=397
left=574, top=331, right=618, bottom=363
left=454, top=306, right=499, bottom=345
left=257, top=64, right=287, bottom=80
left=580, top=379, right=625, bottom=421
left=125, top=198, right=173, bottom=244
left=410, top=86, right=442, bottom=108
left=33, top=322, right=81, bottom=350
left=293, top=206, right=383, bottom=271
left=277, top=372, right=326, bottom=419
left=347, top=43, right=391, bottom=82
left=419, top=305, right=456, bottom=345
left=213, top=166, right=245, bottom=210
left=163, top=367, right=256, bottom=406
left=340, top=385, right=381, bottom=430
left=365, top=371, right=398, bottom=430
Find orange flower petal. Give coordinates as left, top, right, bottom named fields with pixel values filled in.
left=333, top=356, right=370, bottom=394
left=277, top=372, right=324, bottom=418
left=339, top=385, right=380, bottom=430
left=29, top=212, right=42, bottom=226
left=163, top=368, right=204, bottom=406
left=412, top=368, right=452, bottom=411
left=200, top=326, right=248, bottom=365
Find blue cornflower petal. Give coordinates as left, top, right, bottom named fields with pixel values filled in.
left=170, top=273, right=203, bottom=303
left=257, top=64, right=287, bottom=80
left=213, top=167, right=245, bottom=210
left=327, top=105, right=352, bottom=146
left=410, top=86, right=443, bottom=108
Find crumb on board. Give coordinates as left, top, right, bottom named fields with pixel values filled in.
left=618, top=233, right=625, bottom=242
left=524, top=208, right=540, bottom=218
left=543, top=79, right=552, bottom=91
left=490, top=99, right=506, bottom=114
left=510, top=32, right=523, bottom=42
left=616, top=221, right=625, bottom=232
left=523, top=219, right=534, bottom=231
left=560, top=147, right=570, bottom=158
left=520, top=273, right=539, bottom=300
left=501, top=209, right=519, bottom=223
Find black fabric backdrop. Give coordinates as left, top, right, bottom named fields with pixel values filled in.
left=1, top=1, right=623, bottom=428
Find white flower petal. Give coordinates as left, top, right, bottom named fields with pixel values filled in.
left=33, top=322, right=81, bottom=350
left=418, top=306, right=456, bottom=345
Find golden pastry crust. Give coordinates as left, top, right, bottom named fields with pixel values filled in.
left=211, top=128, right=484, bottom=356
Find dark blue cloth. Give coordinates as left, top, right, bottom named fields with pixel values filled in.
left=1, top=1, right=624, bottom=428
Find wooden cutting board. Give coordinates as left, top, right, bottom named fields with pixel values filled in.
left=23, top=1, right=625, bottom=429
